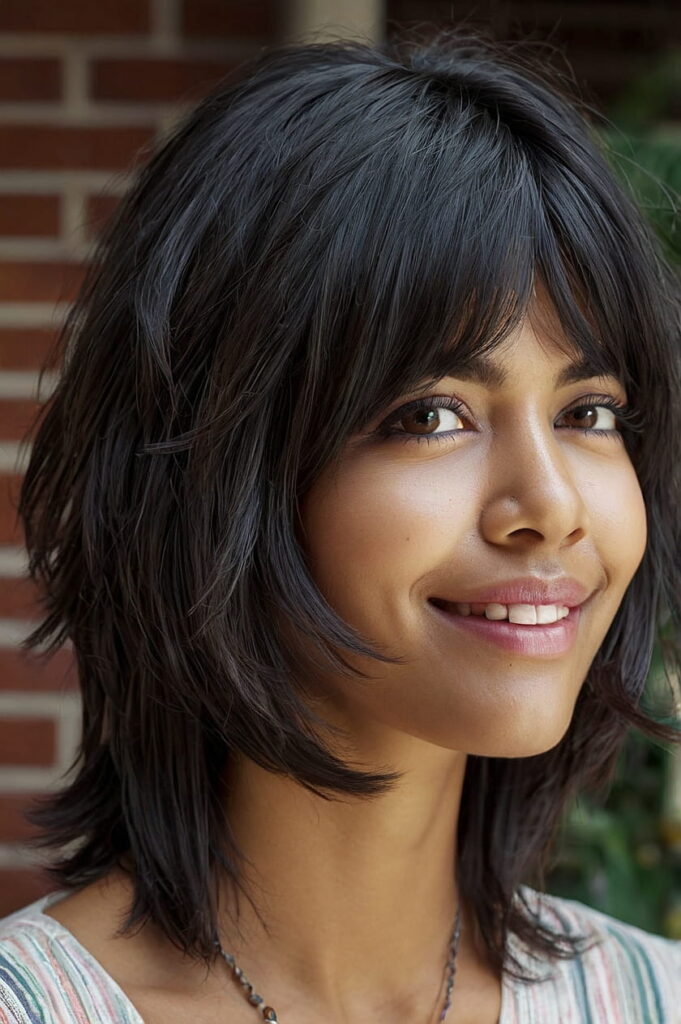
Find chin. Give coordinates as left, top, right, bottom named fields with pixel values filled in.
left=468, top=714, right=572, bottom=759
left=483, top=729, right=569, bottom=761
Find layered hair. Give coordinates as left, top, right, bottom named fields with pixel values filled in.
left=18, top=28, right=681, bottom=979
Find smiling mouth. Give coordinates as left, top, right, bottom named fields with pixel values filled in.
left=426, top=595, right=586, bottom=657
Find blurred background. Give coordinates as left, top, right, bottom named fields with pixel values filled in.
left=0, top=0, right=678, bottom=933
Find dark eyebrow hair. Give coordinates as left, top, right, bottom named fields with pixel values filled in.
left=431, top=351, right=623, bottom=390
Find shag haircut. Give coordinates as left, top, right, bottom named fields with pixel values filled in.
left=18, top=28, right=681, bottom=980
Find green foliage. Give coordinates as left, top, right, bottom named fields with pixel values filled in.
left=601, top=49, right=680, bottom=265
left=547, top=729, right=681, bottom=937
left=602, top=130, right=680, bottom=264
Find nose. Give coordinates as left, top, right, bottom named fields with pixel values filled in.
left=479, top=415, right=590, bottom=550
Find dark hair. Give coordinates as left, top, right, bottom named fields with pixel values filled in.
left=18, top=27, right=681, bottom=981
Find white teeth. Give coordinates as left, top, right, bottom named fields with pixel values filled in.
left=439, top=599, right=572, bottom=623
left=508, top=604, right=537, bottom=625
left=472, top=603, right=570, bottom=623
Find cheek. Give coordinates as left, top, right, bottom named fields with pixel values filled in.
left=298, top=456, right=471, bottom=622
left=589, top=459, right=647, bottom=587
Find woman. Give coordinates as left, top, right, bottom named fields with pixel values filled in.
left=0, top=28, right=680, bottom=1024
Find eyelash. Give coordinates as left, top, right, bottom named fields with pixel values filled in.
left=376, top=394, right=643, bottom=447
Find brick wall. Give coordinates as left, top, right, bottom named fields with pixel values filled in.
left=0, top=0, right=281, bottom=916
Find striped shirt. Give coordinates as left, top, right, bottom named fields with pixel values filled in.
left=0, top=886, right=680, bottom=1022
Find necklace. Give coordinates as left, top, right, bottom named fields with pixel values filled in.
left=214, top=904, right=462, bottom=1022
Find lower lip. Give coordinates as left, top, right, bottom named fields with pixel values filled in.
left=428, top=600, right=582, bottom=657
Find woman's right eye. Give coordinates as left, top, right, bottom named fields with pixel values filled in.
left=377, top=395, right=469, bottom=444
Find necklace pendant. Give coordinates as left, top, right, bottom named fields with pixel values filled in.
left=262, top=1008, right=278, bottom=1021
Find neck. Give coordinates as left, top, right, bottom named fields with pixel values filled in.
left=216, top=736, right=486, bottom=1020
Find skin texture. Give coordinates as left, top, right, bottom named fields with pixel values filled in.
left=45, top=308, right=648, bottom=1024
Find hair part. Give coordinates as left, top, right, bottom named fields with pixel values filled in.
left=18, top=27, right=681, bottom=981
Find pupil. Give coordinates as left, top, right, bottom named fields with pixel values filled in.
left=413, top=410, right=437, bottom=433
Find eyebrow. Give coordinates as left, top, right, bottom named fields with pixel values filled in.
left=433, top=352, right=623, bottom=390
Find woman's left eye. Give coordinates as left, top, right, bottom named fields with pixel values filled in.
left=556, top=403, right=618, bottom=432
left=376, top=395, right=634, bottom=446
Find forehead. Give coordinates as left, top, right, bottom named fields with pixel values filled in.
left=419, top=300, right=625, bottom=394
left=444, top=331, right=622, bottom=390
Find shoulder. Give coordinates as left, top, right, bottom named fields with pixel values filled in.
left=510, top=886, right=681, bottom=1024
left=0, top=893, right=142, bottom=1024
left=0, top=896, right=57, bottom=1024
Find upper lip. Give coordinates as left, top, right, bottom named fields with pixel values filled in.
left=430, top=576, right=594, bottom=609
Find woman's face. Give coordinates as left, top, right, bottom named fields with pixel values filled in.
left=296, top=311, right=647, bottom=758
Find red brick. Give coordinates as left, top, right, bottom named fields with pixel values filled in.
left=0, top=58, right=61, bottom=102
left=0, top=195, right=60, bottom=238
left=0, top=329, right=59, bottom=371
left=0, top=716, right=56, bottom=766
left=0, top=475, right=23, bottom=546
left=0, top=473, right=28, bottom=546
left=0, top=125, right=154, bottom=171
left=0, top=261, right=85, bottom=303
left=0, top=575, right=43, bottom=620
left=0, top=0, right=150, bottom=34
left=84, top=193, right=120, bottom=239
left=0, top=793, right=42, bottom=842
left=0, top=646, right=79, bottom=694
left=0, top=396, right=41, bottom=441
left=0, top=869, right=54, bottom=916
left=182, top=0, right=279, bottom=38
left=91, top=57, right=234, bottom=103
left=0, top=511, right=22, bottom=546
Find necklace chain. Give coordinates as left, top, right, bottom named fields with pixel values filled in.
left=214, top=904, right=462, bottom=1023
